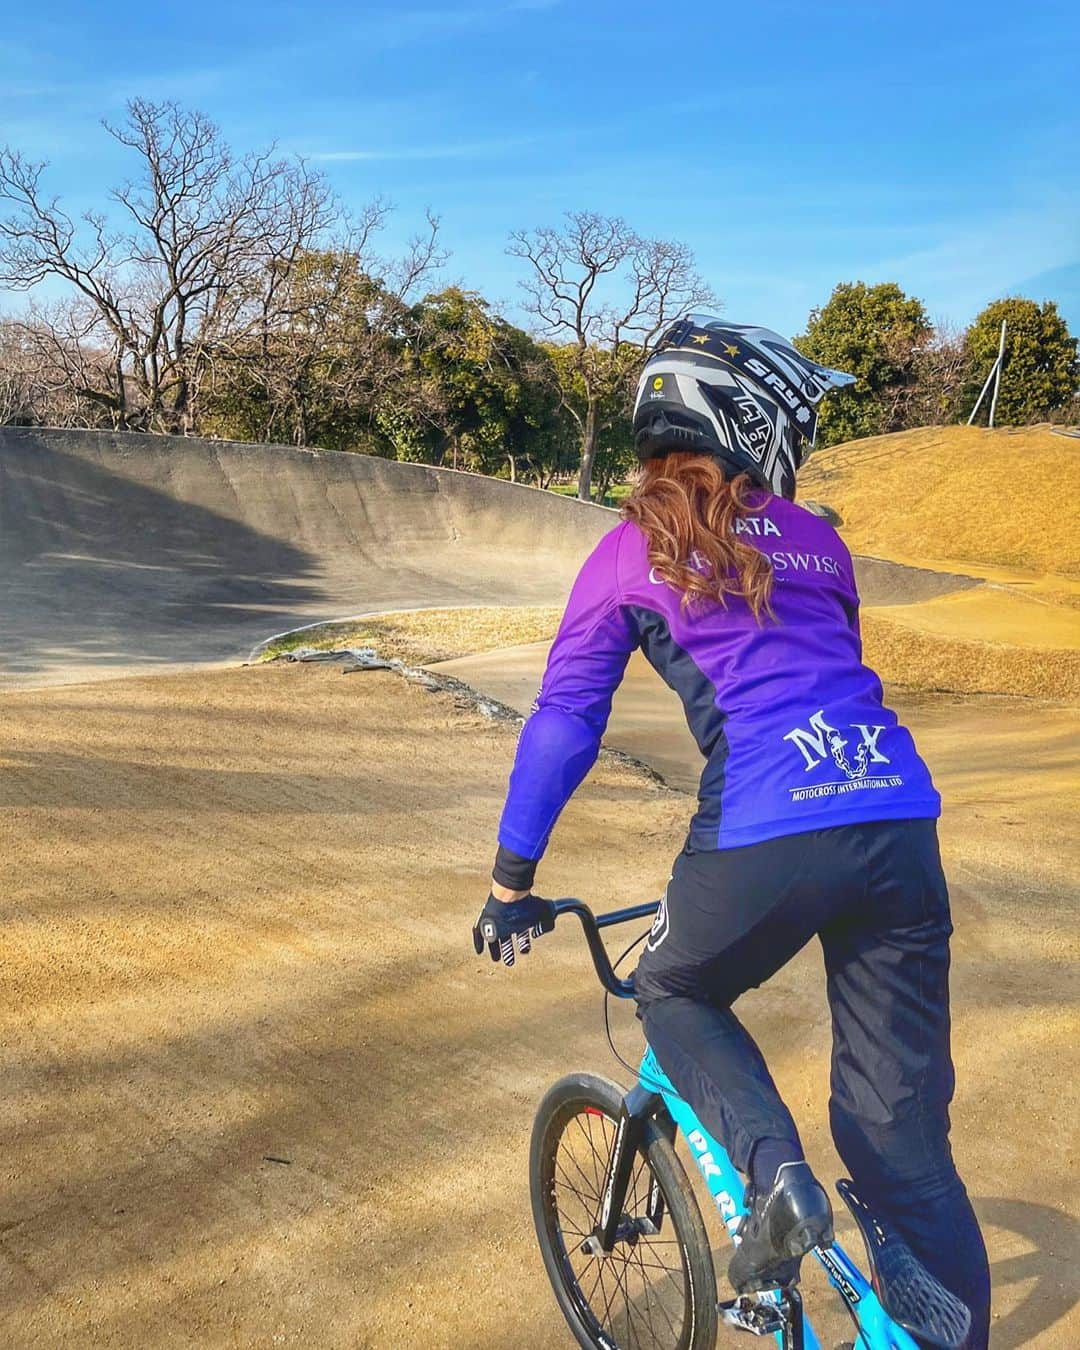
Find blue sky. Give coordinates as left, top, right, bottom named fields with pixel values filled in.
left=2, top=0, right=1078, bottom=339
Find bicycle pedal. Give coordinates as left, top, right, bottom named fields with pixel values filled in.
left=719, top=1293, right=786, bottom=1337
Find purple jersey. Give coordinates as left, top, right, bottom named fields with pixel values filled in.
left=497, top=494, right=940, bottom=865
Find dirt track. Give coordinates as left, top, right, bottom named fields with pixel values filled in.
left=1, top=664, right=1076, bottom=1348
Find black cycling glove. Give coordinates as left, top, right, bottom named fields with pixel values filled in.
left=472, top=893, right=556, bottom=967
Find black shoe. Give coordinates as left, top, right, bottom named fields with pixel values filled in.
left=728, top=1162, right=834, bottom=1293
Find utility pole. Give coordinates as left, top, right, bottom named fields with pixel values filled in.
left=968, top=319, right=1008, bottom=426
left=988, top=319, right=1007, bottom=428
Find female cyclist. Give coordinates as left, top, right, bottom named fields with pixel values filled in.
left=474, top=316, right=989, bottom=1347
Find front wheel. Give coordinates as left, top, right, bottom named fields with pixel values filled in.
left=530, top=1072, right=718, bottom=1350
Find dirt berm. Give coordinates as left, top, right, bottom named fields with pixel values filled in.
left=0, top=428, right=976, bottom=689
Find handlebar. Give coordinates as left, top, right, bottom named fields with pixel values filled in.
left=550, top=898, right=661, bottom=999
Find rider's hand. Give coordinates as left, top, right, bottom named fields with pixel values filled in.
left=472, top=892, right=556, bottom=967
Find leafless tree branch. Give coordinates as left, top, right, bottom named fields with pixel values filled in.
left=507, top=211, right=717, bottom=498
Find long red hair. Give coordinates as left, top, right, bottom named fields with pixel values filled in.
left=621, top=454, right=775, bottom=620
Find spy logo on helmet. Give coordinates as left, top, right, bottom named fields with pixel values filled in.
left=731, top=391, right=772, bottom=463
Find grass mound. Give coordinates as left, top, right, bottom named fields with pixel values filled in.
left=259, top=606, right=562, bottom=666
left=799, top=425, right=1078, bottom=577
left=861, top=613, right=1078, bottom=701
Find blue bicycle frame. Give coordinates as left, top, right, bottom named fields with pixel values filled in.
left=551, top=896, right=924, bottom=1350
left=638, top=1045, right=920, bottom=1350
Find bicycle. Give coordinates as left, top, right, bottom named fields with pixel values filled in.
left=529, top=897, right=972, bottom=1350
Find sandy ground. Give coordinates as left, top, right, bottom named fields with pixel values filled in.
left=256, top=588, right=1080, bottom=702
left=796, top=425, right=1080, bottom=699
left=1, top=663, right=1077, bottom=1349
left=256, top=606, right=565, bottom=665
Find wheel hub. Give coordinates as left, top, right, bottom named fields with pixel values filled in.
left=579, top=1214, right=659, bottom=1256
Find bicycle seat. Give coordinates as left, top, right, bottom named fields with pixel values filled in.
left=836, top=1180, right=971, bottom=1350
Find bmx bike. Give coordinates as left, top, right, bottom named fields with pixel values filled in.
left=529, top=897, right=972, bottom=1350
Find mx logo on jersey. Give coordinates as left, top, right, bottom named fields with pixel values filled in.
left=783, top=709, right=889, bottom=781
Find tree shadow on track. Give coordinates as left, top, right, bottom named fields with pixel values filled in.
left=4, top=951, right=1075, bottom=1348
left=974, top=1198, right=1079, bottom=1349
left=0, top=433, right=325, bottom=681
left=0, top=746, right=459, bottom=816
left=0, top=942, right=624, bottom=1347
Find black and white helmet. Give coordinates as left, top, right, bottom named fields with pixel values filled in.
left=632, top=315, right=855, bottom=499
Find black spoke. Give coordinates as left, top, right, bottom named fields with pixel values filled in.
left=554, top=1161, right=598, bottom=1204
left=634, top=1244, right=676, bottom=1347
left=631, top=1255, right=686, bottom=1278
left=583, top=1258, right=607, bottom=1308
left=574, top=1113, right=610, bottom=1197
left=595, top=1261, right=620, bottom=1334
left=636, top=1248, right=683, bottom=1339
left=560, top=1134, right=606, bottom=1200
left=616, top=1257, right=645, bottom=1349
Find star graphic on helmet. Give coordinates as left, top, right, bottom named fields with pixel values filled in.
left=722, top=343, right=739, bottom=356
left=691, top=334, right=709, bottom=345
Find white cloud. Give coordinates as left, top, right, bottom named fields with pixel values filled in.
left=309, top=135, right=539, bottom=163
left=854, top=199, right=1080, bottom=321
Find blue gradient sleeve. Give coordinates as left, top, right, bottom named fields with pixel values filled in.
left=497, top=526, right=638, bottom=863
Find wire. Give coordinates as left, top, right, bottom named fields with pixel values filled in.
left=603, top=925, right=652, bottom=1077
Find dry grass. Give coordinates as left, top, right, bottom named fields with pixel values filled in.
left=260, top=605, right=563, bottom=665
left=799, top=425, right=1079, bottom=576
left=861, top=611, right=1079, bottom=701
left=261, top=601, right=1077, bottom=702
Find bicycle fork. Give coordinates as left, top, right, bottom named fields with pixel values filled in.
left=587, top=1083, right=671, bottom=1253
left=589, top=1083, right=808, bottom=1350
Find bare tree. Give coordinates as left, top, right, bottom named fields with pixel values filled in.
left=508, top=212, right=717, bottom=500
left=912, top=320, right=969, bottom=426
left=872, top=319, right=970, bottom=432
left=0, top=306, right=116, bottom=427
left=0, top=100, right=340, bottom=433
left=0, top=322, right=44, bottom=425
left=205, top=211, right=445, bottom=448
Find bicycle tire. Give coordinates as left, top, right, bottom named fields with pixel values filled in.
left=530, top=1071, right=718, bottom=1350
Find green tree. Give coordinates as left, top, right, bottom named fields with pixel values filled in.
left=381, top=287, right=568, bottom=482
left=206, top=249, right=407, bottom=450
left=543, top=341, right=636, bottom=499
left=964, top=297, right=1078, bottom=425
left=798, top=282, right=932, bottom=446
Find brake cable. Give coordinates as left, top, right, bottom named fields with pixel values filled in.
left=603, top=925, right=653, bottom=1077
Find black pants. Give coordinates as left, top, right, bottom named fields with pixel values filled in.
left=633, top=819, right=990, bottom=1349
